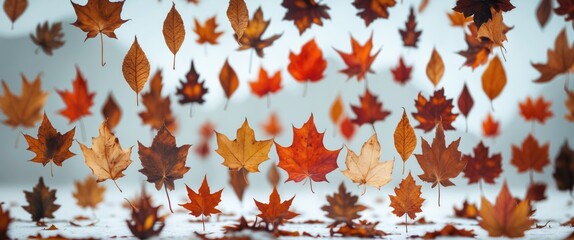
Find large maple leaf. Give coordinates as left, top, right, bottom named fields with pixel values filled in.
left=180, top=176, right=223, bottom=231
left=462, top=142, right=502, bottom=188
left=452, top=0, right=515, bottom=28
left=139, top=69, right=177, bottom=132
left=415, top=122, right=466, bottom=206
left=138, top=125, right=191, bottom=213
left=176, top=60, right=208, bottom=115
left=0, top=74, right=48, bottom=128
left=71, top=0, right=128, bottom=66
left=194, top=16, right=223, bottom=45
left=519, top=96, right=553, bottom=125
left=254, top=187, right=299, bottom=231
left=275, top=114, right=341, bottom=193
left=353, top=0, right=396, bottom=26
left=412, top=88, right=459, bottom=132
left=399, top=7, right=422, bottom=48
left=334, top=34, right=381, bottom=81
left=389, top=172, right=425, bottom=232
left=511, top=134, right=549, bottom=180
left=288, top=38, right=327, bottom=96
left=22, top=177, right=61, bottom=222
left=351, top=89, right=391, bottom=127
left=532, top=29, right=574, bottom=85
left=321, top=183, right=367, bottom=228
left=237, top=7, right=282, bottom=58
left=57, top=66, right=95, bottom=124
left=282, top=0, right=330, bottom=35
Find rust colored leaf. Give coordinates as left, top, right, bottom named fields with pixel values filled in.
left=421, top=224, right=476, bottom=238
left=452, top=0, right=515, bottom=28
left=0, top=74, right=48, bottom=128
left=415, top=122, right=466, bottom=206
left=351, top=89, right=391, bottom=127
left=219, top=59, right=239, bottom=110
left=71, top=0, right=128, bottom=66
left=3, top=0, right=27, bottom=29
left=511, top=134, right=550, bottom=174
left=223, top=217, right=300, bottom=237
left=282, top=0, right=330, bottom=35
left=389, top=172, right=425, bottom=232
left=448, top=11, right=473, bottom=27
left=162, top=2, right=185, bottom=70
left=426, top=48, right=445, bottom=87
left=330, top=220, right=387, bottom=237
left=22, top=177, right=61, bottom=222
left=30, top=21, right=65, bottom=56
left=72, top=175, right=106, bottom=209
left=194, top=16, right=223, bottom=45
left=532, top=29, right=574, bottom=84
left=229, top=169, right=247, bottom=201
left=176, top=60, right=208, bottom=108
left=391, top=56, right=412, bottom=85
left=458, top=82, right=474, bottom=132
left=226, top=0, right=248, bottom=42
left=479, top=181, right=534, bottom=238
left=340, top=116, right=356, bottom=142
left=482, top=113, right=500, bottom=138
left=329, top=94, right=344, bottom=125
left=553, top=141, right=574, bottom=194
left=399, top=7, right=422, bottom=48
left=412, top=88, right=459, bottom=132
left=237, top=7, right=282, bottom=58
left=262, top=112, right=282, bottom=136
left=353, top=0, right=396, bottom=26
left=519, top=96, right=553, bottom=124
left=249, top=67, right=282, bottom=102
left=394, top=108, right=416, bottom=174
left=24, top=114, right=75, bottom=176
left=561, top=218, right=574, bottom=227
left=254, top=187, right=299, bottom=231
left=537, top=0, right=552, bottom=28
left=321, top=183, right=367, bottom=228
left=122, top=36, right=150, bottom=105
left=482, top=55, right=506, bottom=107
left=276, top=114, right=341, bottom=193
left=101, top=93, right=121, bottom=130
left=335, top=34, right=381, bottom=81
left=138, top=125, right=191, bottom=213
left=458, top=23, right=491, bottom=70
left=180, top=176, right=223, bottom=231
left=0, top=203, right=11, bottom=240
left=525, top=182, right=547, bottom=202
left=57, top=67, right=95, bottom=123
left=454, top=200, right=479, bottom=219
left=462, top=141, right=502, bottom=185
left=139, top=70, right=177, bottom=132
left=268, top=164, right=281, bottom=187
left=566, top=89, right=574, bottom=122
left=555, top=0, right=574, bottom=28
left=477, top=8, right=513, bottom=51
left=126, top=189, right=165, bottom=239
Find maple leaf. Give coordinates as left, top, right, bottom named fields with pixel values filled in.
left=101, top=93, right=121, bottom=130
left=78, top=120, right=132, bottom=192
left=454, top=200, right=479, bottom=219
left=479, top=181, right=534, bottom=237
left=24, top=113, right=75, bottom=176
left=566, top=89, right=574, bottom=122
left=282, top=0, right=330, bottom=35
left=249, top=67, right=282, bottom=106
left=262, top=112, right=282, bottom=137
left=57, top=66, right=95, bottom=124
left=342, top=134, right=394, bottom=194
left=226, top=0, right=248, bottom=41
left=71, top=0, right=128, bottom=66
left=340, top=116, right=356, bottom=141
left=482, top=55, right=506, bottom=108
left=176, top=60, right=209, bottom=114
left=457, top=23, right=491, bottom=70
left=553, top=141, right=574, bottom=194
left=288, top=38, right=327, bottom=96
left=452, top=0, right=515, bottom=28
left=138, top=125, right=191, bottom=213
left=219, top=59, right=239, bottom=110
left=194, top=16, right=223, bottom=45
left=448, top=11, right=473, bottom=27
left=537, top=0, right=552, bottom=28
left=334, top=34, right=381, bottom=81
left=126, top=190, right=165, bottom=239
left=482, top=113, right=500, bottom=138
left=351, top=89, right=391, bottom=127
left=0, top=203, right=11, bottom=240
left=276, top=114, right=341, bottom=193
left=477, top=8, right=513, bottom=51
left=555, top=0, right=574, bottom=28
left=399, top=7, right=422, bottom=48
left=353, top=0, right=396, bottom=26
left=180, top=176, right=223, bottom=231
left=162, top=2, right=185, bottom=70
left=30, top=21, right=65, bottom=56
left=237, top=7, right=282, bottom=58
left=139, top=70, right=177, bottom=132
left=0, top=74, right=48, bottom=128
left=394, top=108, right=416, bottom=174
left=532, top=29, right=574, bottom=84
left=412, top=88, right=459, bottom=132
left=426, top=48, right=445, bottom=87
left=391, top=56, right=412, bottom=85
left=229, top=169, right=248, bottom=201
left=321, top=183, right=367, bottom=228
left=122, top=36, right=150, bottom=105
left=215, top=119, right=273, bottom=178
left=72, top=175, right=106, bottom=209
left=415, top=122, right=466, bottom=206
left=511, top=134, right=550, bottom=178
left=254, top=187, right=299, bottom=232
left=519, top=96, right=553, bottom=125
left=389, top=172, right=425, bottom=232
left=22, top=177, right=61, bottom=222
left=421, top=224, right=476, bottom=238
left=462, top=141, right=502, bottom=188
left=458, top=82, right=474, bottom=132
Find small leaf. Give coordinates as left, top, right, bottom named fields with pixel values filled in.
left=72, top=175, right=106, bottom=209
left=426, top=48, right=444, bottom=87
left=389, top=172, right=425, bottom=232
left=282, top=0, right=330, bottom=35
left=481, top=56, right=507, bottom=106
left=101, top=93, right=121, bottom=130
left=219, top=59, right=239, bottom=109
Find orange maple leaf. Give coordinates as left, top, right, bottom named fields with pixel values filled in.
left=351, top=89, right=391, bottom=127
left=389, top=172, right=425, bottom=232
left=482, top=113, right=500, bottom=138
left=249, top=67, right=282, bottom=106
left=334, top=34, right=381, bottom=81
left=262, top=112, right=282, bottom=137
left=511, top=134, right=549, bottom=179
left=254, top=187, right=299, bottom=231
left=194, top=16, right=223, bottom=45
left=458, top=24, right=491, bottom=70
left=288, top=38, right=327, bottom=96
left=176, top=61, right=208, bottom=115
left=180, top=176, right=223, bottom=231
left=519, top=96, right=553, bottom=124
left=57, top=67, right=95, bottom=124
left=412, top=88, right=459, bottom=132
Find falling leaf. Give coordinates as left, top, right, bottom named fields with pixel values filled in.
left=426, top=48, right=445, bottom=87
left=122, top=36, right=150, bottom=105
left=454, top=200, right=479, bottom=219
left=525, top=182, right=547, bottom=202
left=329, top=95, right=344, bottom=125
left=321, top=183, right=367, bottom=228
left=237, top=7, right=282, bottom=58
left=254, top=187, right=299, bottom=231
left=399, top=7, right=422, bottom=48
left=482, top=113, right=500, bottom=138
left=229, top=169, right=247, bottom=201
left=340, top=116, right=356, bottom=141
left=22, top=177, right=61, bottom=222
left=138, top=125, right=191, bottom=213
left=553, top=141, right=574, bottom=194
left=127, top=189, right=165, bottom=239
left=162, top=2, right=185, bottom=69
left=72, top=175, right=105, bottom=209
left=215, top=119, right=273, bottom=176
left=101, top=93, right=121, bottom=130
left=335, top=34, right=381, bottom=81
left=412, top=88, right=459, bottom=132
left=268, top=164, right=280, bottom=187
left=448, top=11, right=473, bottom=27
left=566, top=89, right=574, bottom=122
left=479, top=181, right=534, bottom=238
left=482, top=55, right=506, bottom=108
left=3, top=0, right=27, bottom=29
left=282, top=0, right=330, bottom=35
left=389, top=172, right=425, bottom=232
left=511, top=134, right=550, bottom=176
left=288, top=38, right=327, bottom=95
left=391, top=56, right=412, bottom=85
left=394, top=108, right=416, bottom=174
left=219, top=59, right=239, bottom=110
left=462, top=142, right=502, bottom=187
left=415, top=122, right=466, bottom=206
left=342, top=134, right=394, bottom=194
left=276, top=114, right=341, bottom=193
left=421, top=224, right=476, bottom=238
left=176, top=61, right=209, bottom=113
left=555, top=0, right=574, bottom=28
left=57, top=66, right=95, bottom=124
left=457, top=82, right=474, bottom=132
left=249, top=67, right=282, bottom=105
left=330, top=220, right=387, bottom=237
left=71, top=0, right=128, bottom=66
left=458, top=23, right=491, bottom=70
left=353, top=0, right=396, bottom=26
left=194, top=16, right=223, bottom=45
left=452, top=0, right=515, bottom=28
left=0, top=203, right=11, bottom=240
left=532, top=29, right=574, bottom=84
left=30, top=21, right=65, bottom=56
left=262, top=112, right=282, bottom=136
left=0, top=74, right=48, bottom=128
left=226, top=0, right=248, bottom=42
left=537, top=0, right=552, bottom=28
left=78, top=121, right=132, bottom=192
left=477, top=8, right=512, bottom=51
left=180, top=176, right=223, bottom=231
left=519, top=96, right=553, bottom=124
left=24, top=114, right=75, bottom=176
left=351, top=89, right=391, bottom=127
left=139, top=70, right=177, bottom=132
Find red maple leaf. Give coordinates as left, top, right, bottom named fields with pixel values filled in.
left=334, top=34, right=381, bottom=81
left=391, top=56, right=413, bottom=85
left=57, top=66, right=95, bottom=123
left=519, top=96, right=553, bottom=124
left=351, top=89, right=391, bottom=127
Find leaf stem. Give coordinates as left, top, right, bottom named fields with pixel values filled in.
left=79, top=117, right=86, bottom=142
left=405, top=214, right=408, bottom=233
left=50, top=161, right=54, bottom=177
left=242, top=168, right=249, bottom=185
left=189, top=104, right=193, bottom=118
left=100, top=33, right=106, bottom=67
left=164, top=183, right=174, bottom=213
left=309, top=177, right=315, bottom=194
left=438, top=183, right=441, bottom=207
left=224, top=98, right=229, bottom=110
left=173, top=53, right=176, bottom=70
left=201, top=214, right=205, bottom=232
left=479, top=180, right=484, bottom=196
left=113, top=179, right=123, bottom=193
left=303, top=81, right=308, bottom=97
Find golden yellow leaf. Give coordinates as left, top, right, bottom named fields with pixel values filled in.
left=481, top=55, right=506, bottom=107
left=0, top=74, right=48, bottom=128
left=393, top=108, right=416, bottom=174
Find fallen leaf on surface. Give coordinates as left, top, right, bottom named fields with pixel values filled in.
left=126, top=189, right=165, bottom=239
left=454, top=200, right=479, bottom=219
left=23, top=177, right=61, bottom=222
left=43, top=224, right=58, bottom=230
left=180, top=176, right=223, bottom=231
left=330, top=220, right=387, bottom=237
left=420, top=224, right=476, bottom=238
